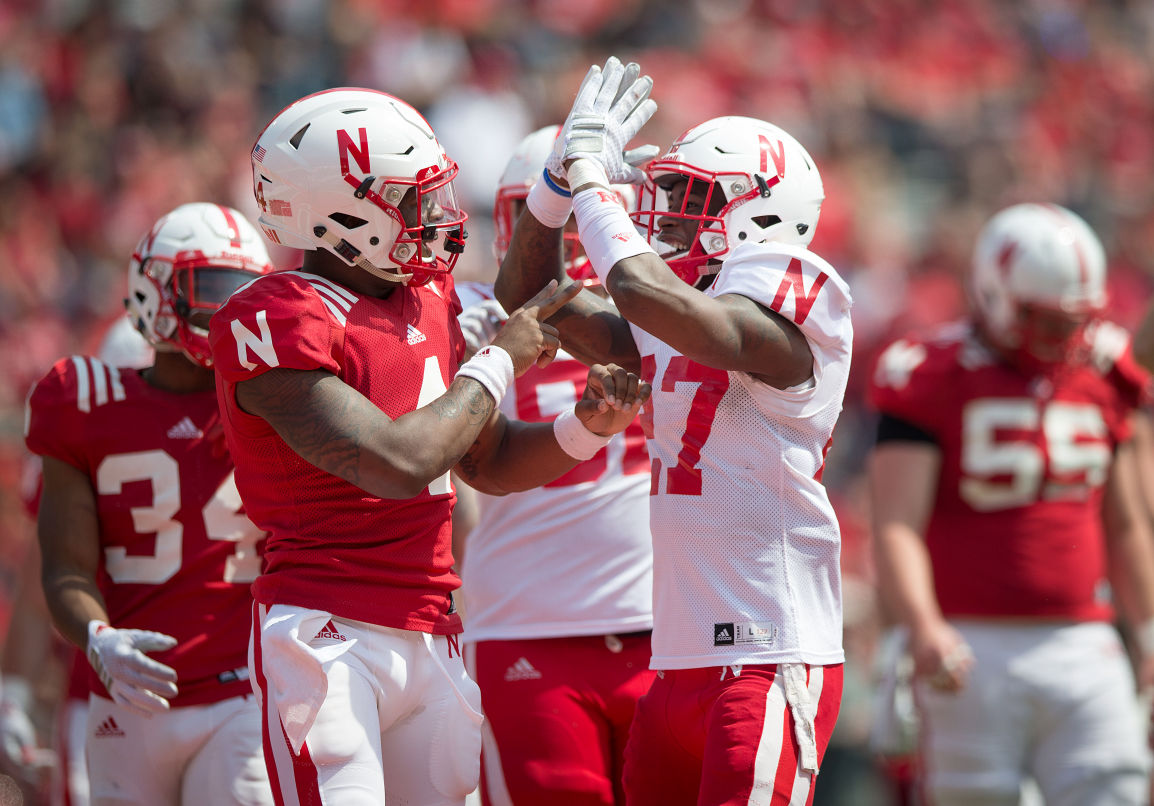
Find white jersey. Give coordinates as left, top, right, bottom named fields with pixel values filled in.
left=457, top=285, right=653, bottom=642
left=633, top=242, right=852, bottom=670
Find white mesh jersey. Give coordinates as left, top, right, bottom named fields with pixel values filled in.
left=458, top=284, right=654, bottom=642
left=632, top=242, right=853, bottom=669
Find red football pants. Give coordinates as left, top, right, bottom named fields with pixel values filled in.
left=468, top=632, right=656, bottom=806
left=623, top=663, right=843, bottom=806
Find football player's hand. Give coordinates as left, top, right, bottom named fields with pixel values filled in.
left=576, top=363, right=651, bottom=436
left=86, top=621, right=178, bottom=716
left=458, top=299, right=508, bottom=360
left=910, top=620, right=973, bottom=693
left=546, top=56, right=659, bottom=185
left=0, top=687, right=35, bottom=772
left=491, top=280, right=582, bottom=376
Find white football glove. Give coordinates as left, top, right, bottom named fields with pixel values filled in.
left=458, top=299, right=508, bottom=358
left=545, top=56, right=659, bottom=185
left=86, top=620, right=178, bottom=716
left=0, top=681, right=35, bottom=772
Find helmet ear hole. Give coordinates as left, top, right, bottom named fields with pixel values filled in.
left=752, top=215, right=781, bottom=229
left=329, top=213, right=368, bottom=230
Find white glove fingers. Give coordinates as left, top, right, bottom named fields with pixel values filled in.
left=571, top=64, right=604, bottom=118
left=123, top=672, right=178, bottom=699
left=130, top=631, right=179, bottom=652
left=624, top=145, right=661, bottom=168
left=116, top=659, right=177, bottom=693
left=128, top=654, right=178, bottom=684
left=613, top=62, right=642, bottom=106
left=617, top=87, right=657, bottom=138
left=593, top=57, right=626, bottom=113
left=112, top=684, right=171, bottom=716
left=616, top=74, right=654, bottom=118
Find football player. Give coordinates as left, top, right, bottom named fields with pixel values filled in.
left=209, top=89, right=650, bottom=805
left=456, top=125, right=654, bottom=806
left=27, top=202, right=276, bottom=805
left=23, top=316, right=154, bottom=806
left=869, top=202, right=1154, bottom=805
left=495, top=59, right=852, bottom=804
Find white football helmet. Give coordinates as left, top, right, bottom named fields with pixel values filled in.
left=633, top=116, right=824, bottom=283
left=126, top=202, right=274, bottom=368
left=252, top=88, right=467, bottom=286
left=493, top=124, right=635, bottom=285
left=971, top=203, right=1106, bottom=365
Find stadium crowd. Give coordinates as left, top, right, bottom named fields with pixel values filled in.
left=3, top=1, right=1154, bottom=804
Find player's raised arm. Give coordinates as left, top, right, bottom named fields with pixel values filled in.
left=494, top=57, right=655, bottom=372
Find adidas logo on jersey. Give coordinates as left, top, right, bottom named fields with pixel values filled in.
left=166, top=416, right=203, bottom=440
left=406, top=324, right=427, bottom=346
left=314, top=620, right=347, bottom=642
left=504, top=657, right=542, bottom=682
left=714, top=623, right=735, bottom=646
left=94, top=716, right=124, bottom=738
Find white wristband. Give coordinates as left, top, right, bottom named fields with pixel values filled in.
left=571, top=180, right=658, bottom=286
left=565, top=158, right=610, bottom=192
left=86, top=619, right=109, bottom=651
left=1136, top=618, right=1154, bottom=657
left=455, top=345, right=514, bottom=405
left=525, top=171, right=573, bottom=229
left=552, top=405, right=612, bottom=460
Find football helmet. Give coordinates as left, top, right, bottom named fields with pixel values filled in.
left=632, top=116, right=824, bottom=283
left=251, top=88, right=467, bottom=286
left=493, top=125, right=636, bottom=286
left=126, top=203, right=274, bottom=368
left=971, top=203, right=1106, bottom=366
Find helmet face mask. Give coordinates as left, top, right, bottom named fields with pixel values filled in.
left=971, top=203, right=1107, bottom=371
left=126, top=203, right=274, bottom=368
left=631, top=116, right=824, bottom=285
left=252, top=88, right=468, bottom=286
left=1014, top=304, right=1092, bottom=367
left=637, top=173, right=728, bottom=284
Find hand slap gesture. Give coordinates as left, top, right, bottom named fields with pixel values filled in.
left=545, top=56, right=659, bottom=185
left=576, top=363, right=652, bottom=436
left=491, top=280, right=583, bottom=376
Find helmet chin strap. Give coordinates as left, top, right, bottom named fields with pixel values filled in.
left=313, top=225, right=413, bottom=284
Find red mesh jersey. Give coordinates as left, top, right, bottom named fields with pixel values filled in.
left=869, top=321, right=1149, bottom=621
left=25, top=357, right=260, bottom=706
left=209, top=271, right=465, bottom=634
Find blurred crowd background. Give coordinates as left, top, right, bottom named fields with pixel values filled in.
left=2, top=0, right=1154, bottom=802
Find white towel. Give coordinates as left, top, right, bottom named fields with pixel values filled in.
left=259, top=605, right=357, bottom=754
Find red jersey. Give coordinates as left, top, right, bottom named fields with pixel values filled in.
left=869, top=321, right=1148, bottom=620
left=209, top=270, right=465, bottom=634
left=24, top=357, right=261, bottom=706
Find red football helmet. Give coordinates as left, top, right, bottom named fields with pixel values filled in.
left=632, top=116, right=824, bottom=284
left=126, top=203, right=274, bottom=368
left=251, top=88, right=468, bottom=286
left=493, top=125, right=635, bottom=286
left=971, top=203, right=1106, bottom=369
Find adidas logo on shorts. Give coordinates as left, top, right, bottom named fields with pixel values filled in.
left=504, top=657, right=542, bottom=682
left=94, top=717, right=125, bottom=738
left=314, top=620, right=347, bottom=642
